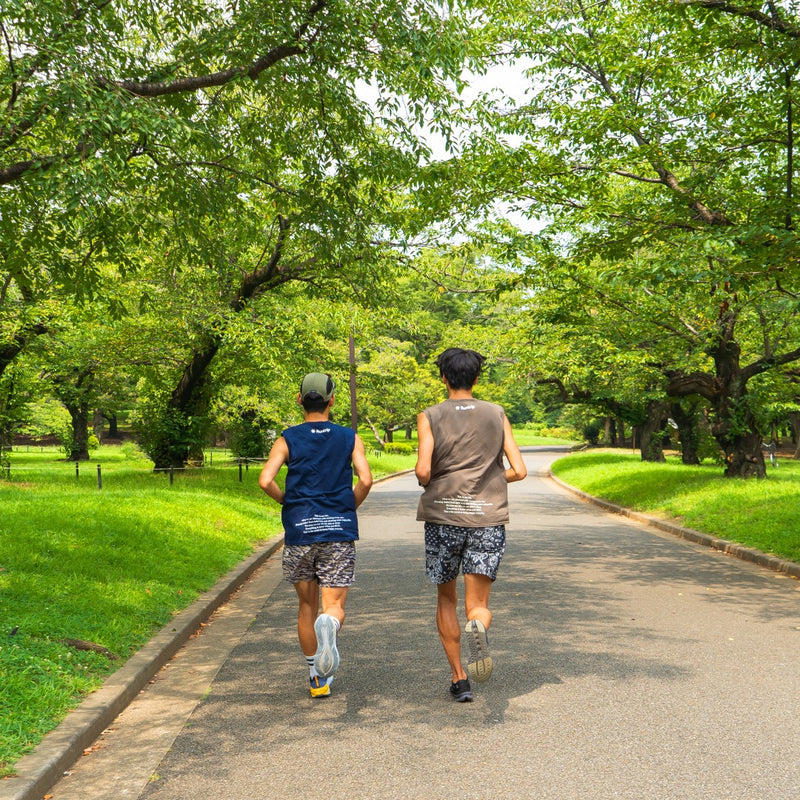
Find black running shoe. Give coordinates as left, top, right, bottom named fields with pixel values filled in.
left=449, top=678, right=473, bottom=702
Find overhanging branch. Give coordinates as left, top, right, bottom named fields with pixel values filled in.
left=0, top=0, right=328, bottom=183
left=679, top=1, right=800, bottom=38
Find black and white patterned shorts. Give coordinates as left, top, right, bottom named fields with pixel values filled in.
left=282, top=541, right=356, bottom=587
left=424, top=523, right=506, bottom=584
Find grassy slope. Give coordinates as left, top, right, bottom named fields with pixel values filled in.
left=551, top=451, right=800, bottom=563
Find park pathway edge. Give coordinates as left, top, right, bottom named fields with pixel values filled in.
left=547, top=469, right=800, bottom=580
left=0, top=538, right=284, bottom=800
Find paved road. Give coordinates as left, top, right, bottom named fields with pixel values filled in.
left=47, top=451, right=800, bottom=799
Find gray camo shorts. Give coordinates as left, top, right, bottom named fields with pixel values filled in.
left=424, top=523, right=506, bottom=584
left=282, top=541, right=356, bottom=587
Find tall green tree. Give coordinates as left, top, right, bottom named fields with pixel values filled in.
left=0, top=0, right=481, bottom=384
left=467, top=0, right=800, bottom=476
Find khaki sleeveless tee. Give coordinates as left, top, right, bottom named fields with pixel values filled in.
left=416, top=398, right=509, bottom=527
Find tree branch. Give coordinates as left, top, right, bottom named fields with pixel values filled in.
left=107, top=43, right=303, bottom=97
left=665, top=369, right=720, bottom=400
left=741, top=343, right=800, bottom=382
left=232, top=215, right=292, bottom=311
left=0, top=0, right=115, bottom=148
left=105, top=0, right=327, bottom=97
left=679, top=1, right=800, bottom=38
left=166, top=159, right=296, bottom=196
left=0, top=0, right=328, bottom=183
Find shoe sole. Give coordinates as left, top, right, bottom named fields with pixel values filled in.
left=313, top=615, right=340, bottom=678
left=465, top=619, right=493, bottom=683
left=450, top=689, right=473, bottom=702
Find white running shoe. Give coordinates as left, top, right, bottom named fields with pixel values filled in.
left=465, top=619, right=493, bottom=683
left=313, top=614, right=340, bottom=678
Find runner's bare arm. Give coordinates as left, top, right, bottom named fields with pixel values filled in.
left=258, top=436, right=289, bottom=504
left=351, top=434, right=373, bottom=508
left=503, top=415, right=527, bottom=483
left=415, top=411, right=434, bottom=487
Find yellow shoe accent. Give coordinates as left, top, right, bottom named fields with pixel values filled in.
left=309, top=676, right=331, bottom=697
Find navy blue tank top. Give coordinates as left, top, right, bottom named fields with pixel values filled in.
left=281, top=422, right=358, bottom=545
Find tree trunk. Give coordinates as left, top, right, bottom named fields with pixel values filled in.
left=0, top=369, right=15, bottom=455
left=669, top=401, right=701, bottom=466
left=93, top=409, right=104, bottom=440
left=365, top=418, right=386, bottom=448
left=710, top=340, right=766, bottom=478
left=789, top=411, right=800, bottom=459
left=603, top=416, right=617, bottom=446
left=666, top=320, right=769, bottom=478
left=64, top=402, right=91, bottom=461
left=718, top=428, right=766, bottom=477
left=640, top=400, right=667, bottom=463
left=151, top=340, right=219, bottom=470
left=106, top=413, right=119, bottom=438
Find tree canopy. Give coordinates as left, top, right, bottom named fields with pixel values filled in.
left=3, top=1, right=800, bottom=475
left=457, top=0, right=800, bottom=475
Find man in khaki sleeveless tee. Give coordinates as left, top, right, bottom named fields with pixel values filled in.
left=416, top=348, right=527, bottom=702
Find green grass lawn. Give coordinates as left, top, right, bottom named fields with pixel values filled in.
left=0, top=443, right=414, bottom=777
left=551, top=450, right=800, bottom=563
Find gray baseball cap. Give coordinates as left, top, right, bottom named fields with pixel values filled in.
left=300, top=372, right=335, bottom=402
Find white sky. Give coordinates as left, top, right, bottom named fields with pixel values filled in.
left=357, top=57, right=544, bottom=234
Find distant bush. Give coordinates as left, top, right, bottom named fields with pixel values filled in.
left=384, top=442, right=414, bottom=455
left=528, top=425, right=578, bottom=440
left=582, top=421, right=602, bottom=445
left=21, top=399, right=72, bottom=450
left=227, top=410, right=274, bottom=459
left=120, top=440, right=150, bottom=461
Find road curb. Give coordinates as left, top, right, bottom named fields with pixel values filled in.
left=0, top=538, right=284, bottom=800
left=547, top=470, right=800, bottom=580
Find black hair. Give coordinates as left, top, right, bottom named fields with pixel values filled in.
left=301, top=393, right=330, bottom=413
left=435, top=348, right=486, bottom=390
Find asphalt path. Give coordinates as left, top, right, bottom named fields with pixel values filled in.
left=45, top=450, right=800, bottom=799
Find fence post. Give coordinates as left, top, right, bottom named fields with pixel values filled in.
left=169, top=466, right=174, bottom=485
left=75, top=462, right=79, bottom=479
left=97, top=464, right=102, bottom=490
left=238, top=459, right=243, bottom=482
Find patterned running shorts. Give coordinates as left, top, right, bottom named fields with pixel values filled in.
left=424, top=523, right=506, bottom=584
left=282, top=541, right=356, bottom=587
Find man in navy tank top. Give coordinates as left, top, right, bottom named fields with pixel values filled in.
left=259, top=372, right=373, bottom=697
